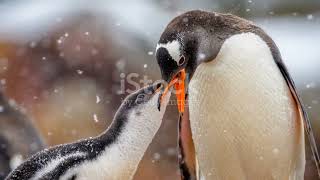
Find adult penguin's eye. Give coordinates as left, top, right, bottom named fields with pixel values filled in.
left=178, top=56, right=185, bottom=66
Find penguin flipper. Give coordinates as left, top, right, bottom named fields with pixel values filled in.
left=275, top=58, right=320, bottom=178
left=257, top=28, right=320, bottom=177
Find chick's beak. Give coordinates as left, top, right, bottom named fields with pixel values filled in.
left=158, top=69, right=186, bottom=113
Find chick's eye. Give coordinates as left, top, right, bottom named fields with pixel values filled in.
left=178, top=56, right=185, bottom=66
left=135, top=94, right=146, bottom=104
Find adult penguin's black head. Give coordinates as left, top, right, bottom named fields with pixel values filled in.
left=156, top=10, right=257, bottom=112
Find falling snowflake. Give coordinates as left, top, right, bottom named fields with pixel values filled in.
left=306, top=82, right=316, bottom=89
left=147, top=51, right=153, bottom=55
left=198, top=53, right=206, bottom=60
left=93, top=114, right=99, bottom=123
left=96, top=95, right=101, bottom=103
left=8, top=99, right=16, bottom=106
left=223, top=129, right=227, bottom=133
left=143, top=64, right=148, bottom=68
left=57, top=39, right=63, bottom=44
left=307, top=14, right=313, bottom=20
left=29, top=41, right=37, bottom=48
left=153, top=152, right=161, bottom=160
left=152, top=152, right=161, bottom=163
left=116, top=60, right=126, bottom=71
left=77, top=70, right=84, bottom=75
left=0, top=79, right=6, bottom=85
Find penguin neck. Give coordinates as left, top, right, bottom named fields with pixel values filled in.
left=84, top=103, right=165, bottom=179
left=107, top=109, right=162, bottom=157
left=100, top=108, right=162, bottom=159
left=184, top=30, right=220, bottom=76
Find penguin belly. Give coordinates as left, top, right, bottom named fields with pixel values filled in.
left=189, top=33, right=305, bottom=180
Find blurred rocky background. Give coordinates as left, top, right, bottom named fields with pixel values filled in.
left=0, top=0, right=319, bottom=179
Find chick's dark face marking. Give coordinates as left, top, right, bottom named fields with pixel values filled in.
left=118, top=82, right=163, bottom=112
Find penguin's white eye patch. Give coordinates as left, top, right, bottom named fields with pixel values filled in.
left=156, top=40, right=181, bottom=65
left=178, top=56, right=185, bottom=66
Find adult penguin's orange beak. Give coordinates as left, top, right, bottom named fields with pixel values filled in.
left=158, top=69, right=186, bottom=113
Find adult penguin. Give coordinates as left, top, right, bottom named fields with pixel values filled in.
left=156, top=10, right=319, bottom=179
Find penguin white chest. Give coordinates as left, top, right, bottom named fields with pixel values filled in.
left=189, top=33, right=305, bottom=179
